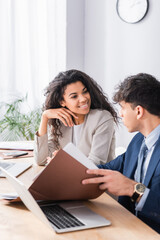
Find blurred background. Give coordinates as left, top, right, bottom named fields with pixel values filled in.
left=0, top=0, right=159, bottom=147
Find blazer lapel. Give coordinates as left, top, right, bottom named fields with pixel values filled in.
left=60, top=127, right=72, bottom=148
left=125, top=136, right=143, bottom=179
left=144, top=136, right=160, bottom=186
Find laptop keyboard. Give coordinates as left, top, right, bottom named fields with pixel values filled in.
left=41, top=204, right=85, bottom=229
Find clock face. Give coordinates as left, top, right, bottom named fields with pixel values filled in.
left=117, top=0, right=149, bottom=24
left=136, top=184, right=146, bottom=193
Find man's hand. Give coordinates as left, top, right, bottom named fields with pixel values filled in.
left=82, top=169, right=136, bottom=197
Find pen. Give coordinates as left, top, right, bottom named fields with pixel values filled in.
left=13, top=152, right=28, bottom=158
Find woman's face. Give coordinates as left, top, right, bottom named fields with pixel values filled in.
left=61, top=81, right=91, bottom=122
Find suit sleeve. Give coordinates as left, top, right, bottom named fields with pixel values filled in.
left=140, top=173, right=160, bottom=225
left=98, top=153, right=126, bottom=172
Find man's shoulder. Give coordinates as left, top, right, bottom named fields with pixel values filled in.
left=127, top=132, right=144, bottom=150
left=132, top=132, right=144, bottom=141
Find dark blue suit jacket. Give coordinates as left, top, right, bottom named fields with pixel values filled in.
left=99, top=132, right=160, bottom=233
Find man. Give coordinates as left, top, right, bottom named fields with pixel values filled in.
left=82, top=73, right=160, bottom=233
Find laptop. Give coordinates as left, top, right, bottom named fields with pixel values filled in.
left=0, top=167, right=111, bottom=233
left=0, top=161, right=32, bottom=178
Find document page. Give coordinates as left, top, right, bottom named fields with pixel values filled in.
left=63, top=143, right=98, bottom=170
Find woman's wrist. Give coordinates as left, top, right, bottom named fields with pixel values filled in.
left=42, top=111, right=49, bottom=121
left=38, top=112, right=48, bottom=136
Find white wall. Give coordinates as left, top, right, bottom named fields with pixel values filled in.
left=66, top=0, right=160, bottom=148
left=66, top=0, right=84, bottom=70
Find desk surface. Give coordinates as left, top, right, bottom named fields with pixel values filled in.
left=0, top=155, right=159, bottom=240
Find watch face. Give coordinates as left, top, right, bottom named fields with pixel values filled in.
left=136, top=183, right=146, bottom=193
left=116, top=0, right=149, bottom=24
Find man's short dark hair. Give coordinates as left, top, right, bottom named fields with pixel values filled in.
left=113, top=73, right=160, bottom=117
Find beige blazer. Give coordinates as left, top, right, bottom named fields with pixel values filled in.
left=34, top=109, right=116, bottom=166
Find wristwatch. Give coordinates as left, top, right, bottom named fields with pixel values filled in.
left=131, top=183, right=146, bottom=202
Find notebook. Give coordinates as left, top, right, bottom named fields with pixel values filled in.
left=0, top=161, right=32, bottom=178
left=0, top=167, right=111, bottom=233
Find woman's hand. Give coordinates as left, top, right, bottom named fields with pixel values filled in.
left=52, top=150, right=59, bottom=157
left=43, top=108, right=78, bottom=127
left=46, top=150, right=59, bottom=164
left=38, top=107, right=78, bottom=137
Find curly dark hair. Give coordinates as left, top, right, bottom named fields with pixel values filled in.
left=113, top=73, right=160, bottom=117
left=43, top=69, right=118, bottom=148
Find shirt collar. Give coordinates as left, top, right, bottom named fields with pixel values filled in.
left=144, top=124, right=160, bottom=150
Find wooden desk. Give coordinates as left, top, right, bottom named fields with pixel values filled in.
left=0, top=156, right=159, bottom=240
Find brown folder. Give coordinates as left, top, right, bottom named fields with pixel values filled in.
left=28, top=148, right=103, bottom=201
left=1, top=143, right=104, bottom=202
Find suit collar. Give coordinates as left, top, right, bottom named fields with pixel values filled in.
left=125, top=134, right=143, bottom=179
left=144, top=135, right=160, bottom=186
left=126, top=133, right=160, bottom=186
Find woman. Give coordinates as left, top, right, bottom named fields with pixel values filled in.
left=34, top=69, right=117, bottom=165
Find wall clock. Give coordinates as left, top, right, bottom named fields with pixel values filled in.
left=116, top=0, right=149, bottom=24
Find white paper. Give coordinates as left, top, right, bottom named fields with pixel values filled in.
left=63, top=143, right=98, bottom=170
left=0, top=141, right=34, bottom=150
left=0, top=192, right=19, bottom=199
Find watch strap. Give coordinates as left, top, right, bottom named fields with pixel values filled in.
left=131, top=191, right=140, bottom=202
left=131, top=183, right=146, bottom=203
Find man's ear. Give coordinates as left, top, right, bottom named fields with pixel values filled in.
left=136, top=105, right=144, bottom=119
